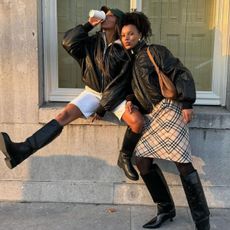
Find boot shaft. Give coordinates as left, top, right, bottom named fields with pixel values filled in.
left=180, top=170, right=210, bottom=227
left=141, top=164, right=174, bottom=209
left=120, top=127, right=141, bottom=156
left=26, top=119, right=63, bottom=150
left=1, top=119, right=63, bottom=169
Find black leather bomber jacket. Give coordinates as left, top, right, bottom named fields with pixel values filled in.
left=62, top=22, right=132, bottom=116
left=130, top=41, right=196, bottom=113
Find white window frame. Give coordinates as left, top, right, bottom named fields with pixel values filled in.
left=42, top=0, right=229, bottom=105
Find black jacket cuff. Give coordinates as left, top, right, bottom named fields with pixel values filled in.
left=82, top=22, right=94, bottom=32
left=96, top=105, right=106, bottom=117
left=126, top=94, right=141, bottom=107
left=182, top=101, right=193, bottom=109
left=126, top=94, right=135, bottom=101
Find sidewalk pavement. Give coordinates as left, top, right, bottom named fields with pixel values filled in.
left=0, top=202, right=229, bottom=230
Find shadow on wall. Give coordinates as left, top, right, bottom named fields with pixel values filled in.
left=1, top=127, right=229, bottom=207
left=28, top=155, right=122, bottom=182
left=19, top=155, right=124, bottom=203
left=19, top=152, right=218, bottom=207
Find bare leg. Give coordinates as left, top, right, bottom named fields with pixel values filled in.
left=55, top=103, right=84, bottom=126
left=0, top=104, right=84, bottom=169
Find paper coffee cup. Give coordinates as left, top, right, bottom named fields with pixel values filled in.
left=89, top=10, right=106, bottom=20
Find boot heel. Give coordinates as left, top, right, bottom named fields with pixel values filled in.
left=5, top=157, right=15, bottom=169
left=0, top=133, right=10, bottom=158
left=117, top=152, right=139, bottom=181
left=169, top=209, right=176, bottom=221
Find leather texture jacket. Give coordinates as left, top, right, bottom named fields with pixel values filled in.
left=130, top=41, right=196, bottom=113
left=62, top=22, right=132, bottom=116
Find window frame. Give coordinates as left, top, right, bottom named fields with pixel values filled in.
left=42, top=0, right=229, bottom=105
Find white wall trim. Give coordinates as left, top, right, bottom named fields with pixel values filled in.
left=196, top=91, right=220, bottom=105
left=43, top=0, right=84, bottom=102
left=211, top=0, right=230, bottom=105
left=130, top=0, right=142, bottom=11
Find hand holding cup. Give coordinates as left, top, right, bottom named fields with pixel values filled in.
left=88, top=10, right=106, bottom=26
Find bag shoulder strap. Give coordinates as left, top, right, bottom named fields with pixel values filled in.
left=146, top=47, right=160, bottom=75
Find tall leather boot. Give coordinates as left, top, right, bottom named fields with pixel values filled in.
left=180, top=170, right=210, bottom=230
left=117, top=127, right=141, bottom=181
left=0, top=119, right=63, bottom=169
left=141, top=164, right=176, bottom=228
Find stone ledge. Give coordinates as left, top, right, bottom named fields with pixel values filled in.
left=39, top=103, right=122, bottom=126
left=39, top=103, right=230, bottom=129
left=190, top=105, right=230, bottom=129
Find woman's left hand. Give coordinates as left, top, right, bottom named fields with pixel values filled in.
left=125, top=101, right=134, bottom=114
left=182, top=109, right=193, bottom=124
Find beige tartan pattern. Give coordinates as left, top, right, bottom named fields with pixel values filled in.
left=135, top=99, right=192, bottom=163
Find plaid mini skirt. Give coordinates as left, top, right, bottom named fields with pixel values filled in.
left=134, top=99, right=192, bottom=163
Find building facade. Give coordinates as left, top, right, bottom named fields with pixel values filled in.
left=0, top=0, right=230, bottom=208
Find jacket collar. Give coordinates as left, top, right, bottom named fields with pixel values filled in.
left=131, top=40, right=147, bottom=55
left=101, top=32, right=121, bottom=47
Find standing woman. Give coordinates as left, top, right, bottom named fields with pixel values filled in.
left=120, top=12, right=210, bottom=230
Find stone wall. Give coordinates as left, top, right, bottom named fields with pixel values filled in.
left=0, top=0, right=230, bottom=208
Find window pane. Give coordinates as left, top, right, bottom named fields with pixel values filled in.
left=142, top=0, right=215, bottom=91
left=57, top=0, right=130, bottom=88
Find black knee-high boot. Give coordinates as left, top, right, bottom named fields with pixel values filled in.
left=180, top=170, right=210, bottom=230
left=141, top=164, right=176, bottom=228
left=0, top=119, right=63, bottom=169
left=117, top=127, right=141, bottom=181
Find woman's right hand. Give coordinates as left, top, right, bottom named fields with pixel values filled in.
left=182, top=109, right=193, bottom=124
left=88, top=17, right=103, bottom=27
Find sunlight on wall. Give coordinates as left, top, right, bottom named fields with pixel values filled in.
left=214, top=0, right=230, bottom=56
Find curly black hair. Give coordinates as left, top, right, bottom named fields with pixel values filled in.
left=121, top=11, right=152, bottom=40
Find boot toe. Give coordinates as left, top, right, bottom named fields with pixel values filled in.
left=117, top=159, right=139, bottom=181
left=143, top=211, right=176, bottom=229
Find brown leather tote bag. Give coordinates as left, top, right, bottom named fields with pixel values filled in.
left=147, top=47, right=177, bottom=99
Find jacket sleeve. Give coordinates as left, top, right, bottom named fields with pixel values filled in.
left=154, top=45, right=196, bottom=109
left=62, top=22, right=94, bottom=63
left=95, top=52, right=132, bottom=116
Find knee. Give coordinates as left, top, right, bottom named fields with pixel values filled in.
left=129, top=114, right=145, bottom=131
left=55, top=109, right=70, bottom=123
left=55, top=104, right=81, bottom=126
left=135, top=115, right=145, bottom=127
left=136, top=157, right=153, bottom=175
left=175, top=162, right=195, bottom=177
left=55, top=105, right=77, bottom=126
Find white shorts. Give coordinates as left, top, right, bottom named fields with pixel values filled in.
left=69, top=86, right=126, bottom=120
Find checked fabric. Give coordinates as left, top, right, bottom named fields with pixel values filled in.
left=135, top=99, right=192, bottom=163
